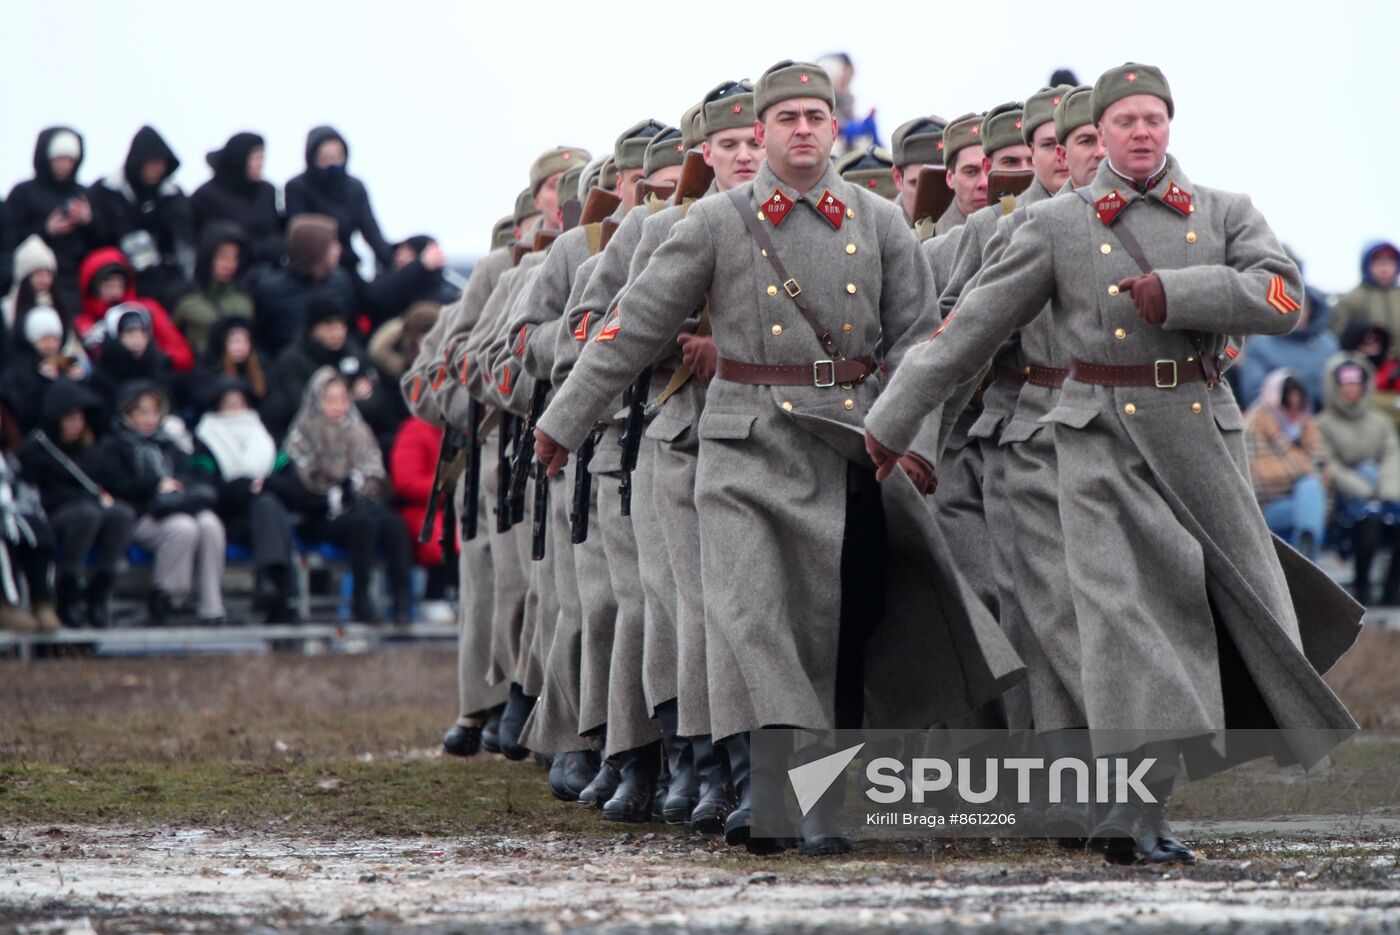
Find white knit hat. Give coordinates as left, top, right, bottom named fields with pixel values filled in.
left=47, top=130, right=81, bottom=162
left=23, top=306, right=64, bottom=345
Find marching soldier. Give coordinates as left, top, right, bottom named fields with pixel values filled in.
left=865, top=63, right=1361, bottom=865
left=889, top=116, right=945, bottom=225
left=835, top=144, right=898, bottom=201
left=536, top=60, right=1021, bottom=855
left=932, top=112, right=987, bottom=237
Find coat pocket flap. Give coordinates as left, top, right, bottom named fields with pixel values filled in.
left=1036, top=405, right=1098, bottom=430
left=998, top=418, right=1043, bottom=445
left=697, top=412, right=758, bottom=441
left=644, top=412, right=692, bottom=443
left=967, top=410, right=1005, bottom=440
left=1212, top=403, right=1245, bottom=432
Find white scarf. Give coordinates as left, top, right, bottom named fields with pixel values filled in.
left=195, top=410, right=277, bottom=480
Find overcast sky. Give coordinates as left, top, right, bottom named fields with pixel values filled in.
left=5, top=0, right=1396, bottom=293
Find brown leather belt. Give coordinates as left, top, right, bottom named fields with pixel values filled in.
left=995, top=364, right=1027, bottom=388
left=717, top=356, right=872, bottom=387
left=1070, top=357, right=1216, bottom=389
left=1027, top=364, right=1068, bottom=389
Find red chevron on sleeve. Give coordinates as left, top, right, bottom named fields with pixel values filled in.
left=1266, top=275, right=1299, bottom=314
left=594, top=308, right=621, bottom=343
left=514, top=326, right=528, bottom=358
left=573, top=311, right=592, bottom=342
left=496, top=365, right=512, bottom=395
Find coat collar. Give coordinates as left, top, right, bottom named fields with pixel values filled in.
left=1086, top=153, right=1194, bottom=221
left=750, top=160, right=845, bottom=211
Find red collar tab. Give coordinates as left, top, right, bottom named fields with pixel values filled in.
left=764, top=188, right=794, bottom=226
left=816, top=189, right=846, bottom=230
left=1095, top=189, right=1127, bottom=226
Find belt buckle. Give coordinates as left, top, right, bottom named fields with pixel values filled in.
left=783, top=278, right=802, bottom=298
left=1154, top=359, right=1178, bottom=389
left=813, top=360, right=836, bottom=387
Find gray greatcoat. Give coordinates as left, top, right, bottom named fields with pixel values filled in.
left=540, top=161, right=1021, bottom=741
left=867, top=156, right=1361, bottom=766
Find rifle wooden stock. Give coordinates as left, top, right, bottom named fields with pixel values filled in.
left=598, top=218, right=620, bottom=251
left=987, top=168, right=1036, bottom=205
left=640, top=179, right=678, bottom=204
left=560, top=198, right=583, bottom=231
left=675, top=149, right=715, bottom=202
left=533, top=230, right=560, bottom=252
left=460, top=399, right=483, bottom=542
left=510, top=243, right=532, bottom=266
left=912, top=164, right=953, bottom=226
left=580, top=187, right=622, bottom=225
left=420, top=431, right=464, bottom=543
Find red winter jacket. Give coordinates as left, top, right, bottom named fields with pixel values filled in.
left=391, top=416, right=446, bottom=566
left=75, top=247, right=194, bottom=372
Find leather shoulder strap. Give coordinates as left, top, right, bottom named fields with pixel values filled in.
left=1076, top=189, right=1151, bottom=275
left=726, top=188, right=840, bottom=358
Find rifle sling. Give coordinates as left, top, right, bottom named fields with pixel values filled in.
left=726, top=189, right=842, bottom=360
left=647, top=305, right=712, bottom=413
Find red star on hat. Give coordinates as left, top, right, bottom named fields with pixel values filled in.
left=936, top=140, right=944, bottom=150
left=732, top=103, right=743, bottom=114
left=799, top=74, right=810, bottom=83
left=1127, top=72, right=1138, bottom=82
left=1015, top=120, right=1023, bottom=129
left=562, top=152, right=571, bottom=159
left=1053, top=97, right=1062, bottom=105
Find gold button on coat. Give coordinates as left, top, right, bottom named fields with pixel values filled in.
left=846, top=207, right=855, bottom=218
left=771, top=324, right=782, bottom=335
left=767, top=285, right=778, bottom=296
left=1108, top=284, right=1120, bottom=296
left=842, top=323, right=853, bottom=333
left=1191, top=402, right=1202, bottom=413
left=757, top=211, right=766, bottom=221
left=845, top=243, right=857, bottom=254
left=1100, top=243, right=1112, bottom=254
left=781, top=401, right=793, bottom=411
left=843, top=399, right=855, bottom=410
left=1124, top=403, right=1137, bottom=415
left=1186, top=231, right=1197, bottom=243
left=1114, top=327, right=1127, bottom=340
left=846, top=283, right=857, bottom=294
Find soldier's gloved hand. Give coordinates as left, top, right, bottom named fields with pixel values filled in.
left=1118, top=274, right=1167, bottom=325
left=677, top=333, right=718, bottom=387
left=864, top=430, right=899, bottom=483
left=899, top=452, right=938, bottom=496
left=534, top=429, right=571, bottom=477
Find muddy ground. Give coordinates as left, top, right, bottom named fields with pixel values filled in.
left=3, top=629, right=1400, bottom=932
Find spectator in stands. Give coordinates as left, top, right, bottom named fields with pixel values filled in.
left=19, top=382, right=135, bottom=628
left=284, top=127, right=393, bottom=278
left=5, top=127, right=101, bottom=314
left=173, top=223, right=254, bottom=355
left=270, top=368, right=411, bottom=625
left=0, top=410, right=60, bottom=634
left=90, top=304, right=173, bottom=402
left=390, top=414, right=451, bottom=600
left=368, top=301, right=440, bottom=380
left=253, top=214, right=355, bottom=354
left=1332, top=241, right=1400, bottom=339
left=1237, top=261, right=1337, bottom=411
left=364, top=237, right=455, bottom=331
left=1246, top=369, right=1330, bottom=562
left=88, top=126, right=194, bottom=308
left=198, top=317, right=269, bottom=410
left=190, top=132, right=283, bottom=276
left=93, top=382, right=225, bottom=626
left=76, top=247, right=193, bottom=371
left=0, top=306, right=91, bottom=435
left=191, top=378, right=296, bottom=623
left=1317, top=353, right=1400, bottom=605
left=265, top=299, right=404, bottom=448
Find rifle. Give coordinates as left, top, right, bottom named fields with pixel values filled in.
left=420, top=429, right=465, bottom=543
left=912, top=164, right=954, bottom=232
left=987, top=168, right=1036, bottom=213
left=495, top=413, right=516, bottom=534
left=510, top=243, right=532, bottom=267
left=570, top=426, right=603, bottom=544
left=639, top=179, right=678, bottom=205
left=617, top=367, right=653, bottom=516
left=531, top=460, right=549, bottom=561
left=675, top=148, right=716, bottom=203
left=580, top=187, right=622, bottom=225
left=439, top=467, right=458, bottom=567
left=460, top=397, right=483, bottom=542
left=509, top=380, right=550, bottom=526
left=533, top=229, right=560, bottom=252
left=598, top=218, right=620, bottom=251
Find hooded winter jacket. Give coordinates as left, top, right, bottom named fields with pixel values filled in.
left=75, top=247, right=193, bottom=371
left=1316, top=352, right=1400, bottom=502
left=189, top=132, right=284, bottom=271
left=283, top=127, right=393, bottom=273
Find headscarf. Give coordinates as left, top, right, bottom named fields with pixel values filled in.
left=284, top=367, right=385, bottom=495
left=1259, top=368, right=1310, bottom=443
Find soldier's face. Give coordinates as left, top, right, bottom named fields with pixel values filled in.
left=947, top=145, right=987, bottom=215
left=985, top=145, right=1032, bottom=172
left=535, top=173, right=563, bottom=229
left=1029, top=123, right=1069, bottom=192
left=703, top=127, right=764, bottom=191
left=892, top=164, right=922, bottom=216
left=1099, top=95, right=1170, bottom=179
left=648, top=164, right=683, bottom=190
left=617, top=168, right=646, bottom=211
left=1060, top=124, right=1105, bottom=189
left=757, top=98, right=837, bottom=174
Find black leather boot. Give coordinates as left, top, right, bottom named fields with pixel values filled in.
left=56, top=574, right=86, bottom=629
left=498, top=685, right=536, bottom=761
left=145, top=587, right=175, bottom=628
left=442, top=721, right=483, bottom=757
left=1041, top=730, right=1093, bottom=845
left=480, top=705, right=505, bottom=753
left=579, top=759, right=620, bottom=808
left=689, top=734, right=734, bottom=835
left=796, top=743, right=853, bottom=857
left=603, top=742, right=661, bottom=823
left=722, top=732, right=790, bottom=855
left=657, top=701, right=699, bottom=825
left=392, top=585, right=413, bottom=626
left=548, top=751, right=570, bottom=800
left=85, top=573, right=115, bottom=629
left=561, top=750, right=600, bottom=800
left=1092, top=769, right=1196, bottom=865
left=351, top=588, right=382, bottom=625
